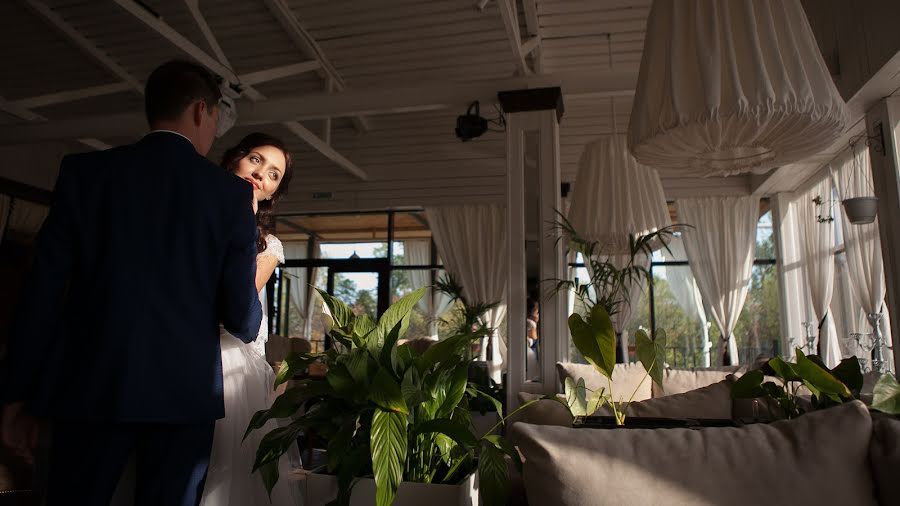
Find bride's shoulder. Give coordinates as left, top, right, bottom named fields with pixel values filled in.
left=261, top=234, right=285, bottom=264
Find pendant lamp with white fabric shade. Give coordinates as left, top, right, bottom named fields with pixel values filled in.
left=567, top=135, right=671, bottom=254
left=628, top=0, right=849, bottom=176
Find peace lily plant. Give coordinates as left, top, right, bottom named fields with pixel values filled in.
left=565, top=304, right=666, bottom=424
left=246, top=288, right=544, bottom=506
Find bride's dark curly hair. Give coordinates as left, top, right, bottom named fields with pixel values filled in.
left=220, top=133, right=294, bottom=253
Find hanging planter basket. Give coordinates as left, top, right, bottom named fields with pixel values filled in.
left=842, top=197, right=878, bottom=224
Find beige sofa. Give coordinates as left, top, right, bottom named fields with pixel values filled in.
left=510, top=402, right=900, bottom=505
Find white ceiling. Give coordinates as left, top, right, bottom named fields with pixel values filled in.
left=1, top=0, right=897, bottom=213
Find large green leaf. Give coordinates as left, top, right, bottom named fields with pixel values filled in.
left=347, top=348, right=375, bottom=385
left=871, top=374, right=900, bottom=414
left=795, top=350, right=851, bottom=398
left=253, top=419, right=306, bottom=472
left=354, top=313, right=377, bottom=342
left=316, top=287, right=354, bottom=328
left=730, top=369, right=766, bottom=399
left=376, top=287, right=427, bottom=343
left=244, top=381, right=329, bottom=440
left=565, top=377, right=588, bottom=416
left=274, top=351, right=322, bottom=388
left=371, top=408, right=407, bottom=506
left=568, top=304, right=616, bottom=379
left=326, top=363, right=357, bottom=400
left=767, top=357, right=801, bottom=382
left=420, top=330, right=481, bottom=372
left=483, top=434, right=522, bottom=472
left=468, top=386, right=503, bottom=418
left=478, top=442, right=509, bottom=506
left=257, top=460, right=279, bottom=500
left=635, top=328, right=665, bottom=391
left=587, top=388, right=607, bottom=415
left=434, top=433, right=456, bottom=467
left=830, top=358, right=863, bottom=395
left=371, top=368, right=408, bottom=414
left=380, top=319, right=405, bottom=369
left=401, top=366, right=427, bottom=406
left=437, top=363, right=469, bottom=417
left=414, top=418, right=478, bottom=449
left=327, top=417, right=359, bottom=473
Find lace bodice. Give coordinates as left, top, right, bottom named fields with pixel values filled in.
left=250, top=235, right=284, bottom=355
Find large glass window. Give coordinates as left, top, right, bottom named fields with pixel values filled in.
left=272, top=210, right=442, bottom=349
left=568, top=204, right=782, bottom=367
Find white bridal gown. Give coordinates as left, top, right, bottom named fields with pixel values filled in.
left=200, top=234, right=303, bottom=506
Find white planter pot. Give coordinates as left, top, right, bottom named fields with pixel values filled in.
left=842, top=197, right=878, bottom=224
left=303, top=471, right=480, bottom=506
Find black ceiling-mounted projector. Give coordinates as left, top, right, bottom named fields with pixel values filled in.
left=455, top=101, right=488, bottom=142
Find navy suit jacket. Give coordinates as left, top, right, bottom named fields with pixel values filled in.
left=0, top=132, right=262, bottom=422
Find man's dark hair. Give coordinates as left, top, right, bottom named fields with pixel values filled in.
left=144, top=60, right=222, bottom=125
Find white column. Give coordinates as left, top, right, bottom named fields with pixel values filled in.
left=504, top=104, right=564, bottom=408
left=866, top=97, right=900, bottom=372
left=506, top=113, right=527, bottom=411
left=538, top=110, right=565, bottom=393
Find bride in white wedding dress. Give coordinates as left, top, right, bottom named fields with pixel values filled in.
left=199, top=133, right=301, bottom=506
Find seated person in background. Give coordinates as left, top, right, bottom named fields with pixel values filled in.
left=526, top=298, right=540, bottom=379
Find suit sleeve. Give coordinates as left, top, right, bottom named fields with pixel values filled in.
left=0, top=159, right=77, bottom=404
left=219, top=188, right=263, bottom=344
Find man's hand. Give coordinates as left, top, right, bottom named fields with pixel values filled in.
left=1, top=402, right=41, bottom=465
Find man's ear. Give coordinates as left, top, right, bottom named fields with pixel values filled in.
left=192, top=100, right=206, bottom=127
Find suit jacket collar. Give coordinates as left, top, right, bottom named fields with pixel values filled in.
left=140, top=130, right=197, bottom=153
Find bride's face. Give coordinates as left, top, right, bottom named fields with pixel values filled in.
left=233, top=144, right=287, bottom=202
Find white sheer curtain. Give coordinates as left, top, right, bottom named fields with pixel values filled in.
left=661, top=238, right=712, bottom=367
left=585, top=252, right=649, bottom=361
left=426, top=205, right=508, bottom=382
left=832, top=145, right=893, bottom=370
left=795, top=178, right=841, bottom=367
left=404, top=240, right=452, bottom=339
left=678, top=196, right=760, bottom=365
left=282, top=239, right=320, bottom=339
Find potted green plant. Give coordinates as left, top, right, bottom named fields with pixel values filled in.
left=246, top=288, right=542, bottom=506
left=731, top=349, right=900, bottom=419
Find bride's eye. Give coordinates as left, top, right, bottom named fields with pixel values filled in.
left=249, top=155, right=260, bottom=164
left=269, top=171, right=279, bottom=181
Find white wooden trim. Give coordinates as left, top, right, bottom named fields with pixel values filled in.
left=183, top=0, right=231, bottom=68
left=0, top=96, right=43, bottom=122
left=282, top=121, right=368, bottom=181
left=496, top=0, right=532, bottom=75
left=239, top=61, right=322, bottom=86
left=111, top=0, right=239, bottom=85
left=0, top=70, right=637, bottom=143
left=20, top=0, right=143, bottom=94
left=1, top=95, right=108, bottom=152
left=13, top=83, right=133, bottom=109
left=506, top=112, right=527, bottom=410
left=538, top=109, right=564, bottom=393
left=523, top=0, right=542, bottom=73
left=261, top=0, right=370, bottom=133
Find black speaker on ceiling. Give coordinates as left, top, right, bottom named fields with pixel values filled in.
left=455, top=101, right=488, bottom=142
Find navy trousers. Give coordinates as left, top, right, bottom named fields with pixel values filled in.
left=45, top=421, right=215, bottom=506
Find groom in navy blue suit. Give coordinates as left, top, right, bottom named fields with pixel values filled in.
left=0, top=60, right=262, bottom=505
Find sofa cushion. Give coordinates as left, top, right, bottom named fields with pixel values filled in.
left=870, top=412, right=900, bottom=505
left=656, top=368, right=735, bottom=397
left=510, top=401, right=875, bottom=506
left=556, top=362, right=653, bottom=402
left=519, top=378, right=734, bottom=426
left=516, top=392, right=573, bottom=427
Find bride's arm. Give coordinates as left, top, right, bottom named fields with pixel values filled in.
left=255, top=255, right=279, bottom=293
